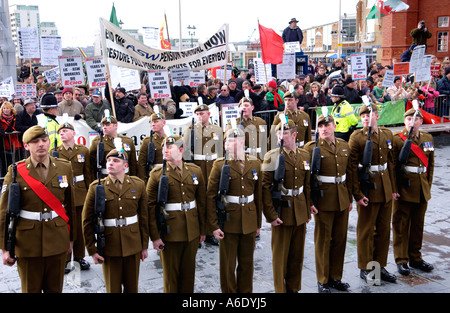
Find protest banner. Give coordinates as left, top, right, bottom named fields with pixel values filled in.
left=0, top=77, right=14, bottom=98
left=276, top=53, right=296, bottom=80
left=100, top=18, right=229, bottom=72
left=40, top=35, right=62, bottom=66
left=254, top=58, right=272, bottom=84
left=15, top=83, right=36, bottom=98
left=393, top=62, right=410, bottom=76
left=188, top=70, right=205, bottom=87
left=409, top=45, right=426, bottom=74
left=382, top=69, right=395, bottom=87
left=85, top=57, right=107, bottom=89
left=17, top=27, right=40, bottom=59
left=221, top=103, right=240, bottom=131
left=284, top=41, right=301, bottom=53
left=350, top=53, right=367, bottom=80
left=43, top=67, right=60, bottom=84
left=59, top=56, right=85, bottom=87
left=415, top=55, right=432, bottom=82
left=148, top=70, right=172, bottom=99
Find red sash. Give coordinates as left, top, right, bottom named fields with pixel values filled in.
left=398, top=133, right=429, bottom=169
left=17, top=162, right=70, bottom=231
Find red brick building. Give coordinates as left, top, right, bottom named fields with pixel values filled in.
left=381, top=0, right=449, bottom=65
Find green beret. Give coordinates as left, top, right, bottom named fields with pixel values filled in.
left=194, top=104, right=209, bottom=113
left=317, top=114, right=334, bottom=125
left=150, top=113, right=164, bottom=122
left=277, top=119, right=296, bottom=131
left=22, top=125, right=48, bottom=144
left=106, top=148, right=128, bottom=161
left=359, top=103, right=378, bottom=115
left=404, top=108, right=423, bottom=118
left=57, top=122, right=74, bottom=133
left=224, top=128, right=245, bottom=139
left=163, top=134, right=183, bottom=147
left=101, top=115, right=118, bottom=124
left=283, top=90, right=295, bottom=99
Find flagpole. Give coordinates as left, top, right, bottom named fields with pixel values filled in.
left=165, top=13, right=170, bottom=44
left=178, top=0, right=182, bottom=52
left=100, top=18, right=117, bottom=118
left=257, top=19, right=269, bottom=85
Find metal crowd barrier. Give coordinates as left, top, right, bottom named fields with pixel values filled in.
left=432, top=95, right=450, bottom=120
left=1, top=131, right=25, bottom=181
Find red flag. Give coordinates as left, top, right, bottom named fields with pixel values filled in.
left=258, top=23, right=284, bottom=65
left=406, top=100, right=450, bottom=124
left=160, top=20, right=171, bottom=50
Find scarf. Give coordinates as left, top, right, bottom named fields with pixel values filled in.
left=266, top=91, right=284, bottom=108
left=2, top=113, right=14, bottom=124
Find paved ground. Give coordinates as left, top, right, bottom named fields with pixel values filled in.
left=1, top=142, right=449, bottom=296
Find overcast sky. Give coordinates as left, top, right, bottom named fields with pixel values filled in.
left=9, top=0, right=361, bottom=47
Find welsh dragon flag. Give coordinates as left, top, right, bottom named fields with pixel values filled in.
left=366, top=0, right=409, bottom=19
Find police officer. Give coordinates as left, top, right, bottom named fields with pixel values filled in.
left=89, top=113, right=137, bottom=179
left=392, top=108, right=435, bottom=275
left=206, top=127, right=262, bottom=293
left=330, top=85, right=358, bottom=141
left=38, top=93, right=62, bottom=151
left=147, top=135, right=206, bottom=293
left=137, top=113, right=166, bottom=182
left=349, top=103, right=397, bottom=284
left=82, top=148, right=149, bottom=293
left=304, top=113, right=353, bottom=293
left=270, top=90, right=311, bottom=150
left=53, top=122, right=92, bottom=272
left=225, top=97, right=267, bottom=160
left=262, top=119, right=311, bottom=293
left=0, top=125, right=75, bottom=293
left=183, top=104, right=223, bottom=245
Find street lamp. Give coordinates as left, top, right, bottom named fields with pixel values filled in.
left=187, top=25, right=196, bottom=48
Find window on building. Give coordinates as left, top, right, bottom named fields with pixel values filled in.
left=342, top=19, right=356, bottom=42
left=438, top=17, right=449, bottom=28
left=438, top=32, right=448, bottom=52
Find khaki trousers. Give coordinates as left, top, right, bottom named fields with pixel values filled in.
left=103, top=253, right=140, bottom=293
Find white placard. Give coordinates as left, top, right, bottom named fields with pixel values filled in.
left=382, top=70, right=395, bottom=87
left=221, top=103, right=240, bottom=131
left=85, top=57, right=107, bottom=89
left=179, top=102, right=195, bottom=117
left=284, top=41, right=301, bottom=53
left=216, top=63, right=232, bottom=81
left=43, top=67, right=60, bottom=84
left=415, top=55, right=432, bottom=82
left=0, top=77, right=14, bottom=98
left=148, top=70, right=172, bottom=99
left=188, top=70, right=205, bottom=87
left=409, top=45, right=426, bottom=74
left=40, top=35, right=62, bottom=66
left=142, top=27, right=160, bottom=48
left=15, top=83, right=36, bottom=99
left=17, top=27, right=40, bottom=59
left=59, top=56, right=85, bottom=87
left=350, top=53, right=367, bottom=80
left=276, top=53, right=296, bottom=80
left=254, top=58, right=272, bottom=84
left=110, top=65, right=141, bottom=92
left=170, top=67, right=191, bottom=81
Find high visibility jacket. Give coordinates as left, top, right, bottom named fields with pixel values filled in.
left=44, top=116, right=62, bottom=152
left=331, top=99, right=358, bottom=133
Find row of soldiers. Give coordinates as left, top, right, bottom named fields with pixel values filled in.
left=0, top=89, right=434, bottom=293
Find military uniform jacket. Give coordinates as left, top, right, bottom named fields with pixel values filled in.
left=183, top=123, right=223, bottom=182
left=82, top=175, right=149, bottom=257
left=349, top=126, right=396, bottom=203
left=271, top=110, right=312, bottom=148
left=0, top=157, right=75, bottom=258
left=392, top=128, right=434, bottom=203
left=262, top=148, right=311, bottom=226
left=147, top=162, right=206, bottom=242
left=137, top=133, right=165, bottom=181
left=207, top=155, right=262, bottom=235
left=52, top=144, right=93, bottom=207
left=89, top=135, right=137, bottom=177
left=225, top=117, right=267, bottom=158
left=304, top=138, right=353, bottom=211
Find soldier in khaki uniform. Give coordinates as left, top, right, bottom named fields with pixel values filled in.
left=262, top=119, right=311, bottom=293
left=183, top=104, right=223, bottom=182
left=137, top=113, right=166, bottom=182
left=89, top=114, right=137, bottom=179
left=304, top=114, right=353, bottom=293
left=0, top=125, right=75, bottom=293
left=392, top=108, right=435, bottom=275
left=225, top=97, right=267, bottom=160
left=147, top=135, right=206, bottom=293
left=349, top=103, right=397, bottom=284
left=207, top=127, right=262, bottom=293
left=270, top=91, right=311, bottom=150
left=53, top=122, right=93, bottom=272
left=82, top=148, right=149, bottom=293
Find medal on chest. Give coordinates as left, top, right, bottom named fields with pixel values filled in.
left=192, top=174, right=199, bottom=185
left=77, top=154, right=85, bottom=163
left=59, top=175, right=69, bottom=188
left=386, top=140, right=392, bottom=150
left=303, top=160, right=310, bottom=171
left=252, top=169, right=258, bottom=181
